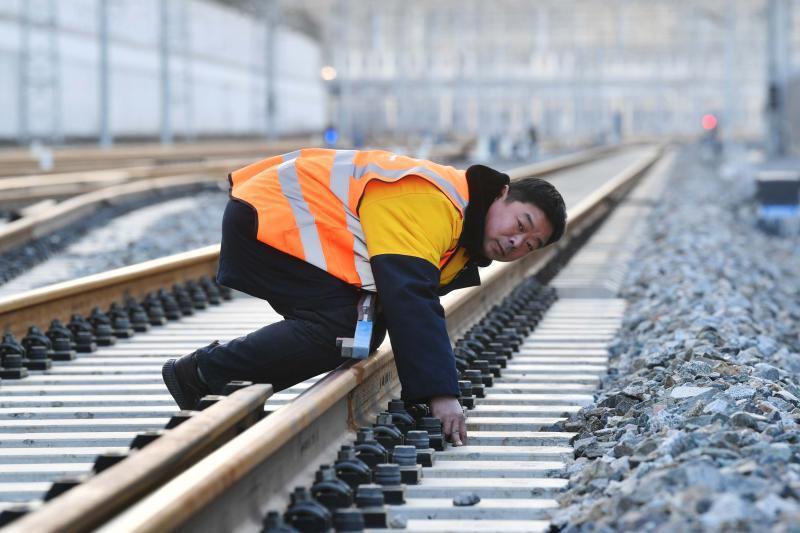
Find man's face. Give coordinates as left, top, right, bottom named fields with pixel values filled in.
left=482, top=185, right=554, bottom=262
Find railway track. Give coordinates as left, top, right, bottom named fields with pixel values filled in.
left=0, top=136, right=473, bottom=176
left=0, top=139, right=475, bottom=209
left=0, top=139, right=313, bottom=177
left=0, top=175, right=226, bottom=255
left=0, top=144, right=668, bottom=532
left=0, top=159, right=246, bottom=210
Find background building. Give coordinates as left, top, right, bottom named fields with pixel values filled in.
left=1, top=0, right=800, bottom=153
left=0, top=0, right=324, bottom=145
left=309, top=0, right=792, bottom=146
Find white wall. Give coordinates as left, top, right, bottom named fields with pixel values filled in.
left=0, top=0, right=325, bottom=143
left=0, top=17, right=20, bottom=139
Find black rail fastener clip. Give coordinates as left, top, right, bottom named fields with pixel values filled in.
left=0, top=331, right=29, bottom=379
left=373, top=463, right=405, bottom=504
left=93, top=450, right=129, bottom=473
left=462, top=370, right=486, bottom=398
left=284, top=486, right=332, bottom=533
left=391, top=445, right=423, bottom=484
left=260, top=510, right=299, bottom=533
left=417, top=417, right=445, bottom=451
left=486, top=341, right=513, bottom=358
left=165, top=410, right=197, bottom=429
left=199, top=276, right=223, bottom=305
left=158, top=288, right=183, bottom=320
left=454, top=352, right=470, bottom=373
left=354, top=427, right=388, bottom=469
left=494, top=333, right=521, bottom=350
left=402, top=401, right=430, bottom=421
left=472, top=360, right=495, bottom=386
left=44, top=475, right=88, bottom=501
left=88, top=306, right=117, bottom=346
left=261, top=510, right=299, bottom=533
left=46, top=319, right=76, bottom=361
left=310, top=464, right=353, bottom=510
left=67, top=314, right=97, bottom=353
left=353, top=427, right=389, bottom=469
left=216, top=281, right=234, bottom=301
left=21, top=325, right=53, bottom=370
left=129, top=429, right=166, bottom=450
left=142, top=292, right=169, bottom=326
left=332, top=508, right=365, bottom=533
left=107, top=302, right=134, bottom=339
left=455, top=339, right=481, bottom=358
left=0, top=504, right=33, bottom=527
left=125, top=297, right=151, bottom=333
left=172, top=284, right=195, bottom=316
left=334, top=445, right=372, bottom=490
left=479, top=350, right=508, bottom=369
left=404, top=430, right=435, bottom=467
left=185, top=280, right=209, bottom=310
left=458, top=380, right=475, bottom=410
left=386, top=399, right=416, bottom=434
left=487, top=363, right=502, bottom=377
left=354, top=484, right=387, bottom=529
left=373, top=412, right=404, bottom=451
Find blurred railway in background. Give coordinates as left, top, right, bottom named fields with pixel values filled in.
left=4, top=1, right=800, bottom=156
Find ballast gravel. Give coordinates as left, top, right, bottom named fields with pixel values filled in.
left=550, top=147, right=800, bottom=532
left=0, top=188, right=228, bottom=295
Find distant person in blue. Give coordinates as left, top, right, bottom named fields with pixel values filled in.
left=323, top=126, right=339, bottom=147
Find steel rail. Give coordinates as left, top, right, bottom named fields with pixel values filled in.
left=75, top=147, right=661, bottom=533
left=505, top=144, right=622, bottom=180
left=0, top=244, right=219, bottom=340
left=0, top=145, right=658, bottom=533
left=0, top=139, right=310, bottom=176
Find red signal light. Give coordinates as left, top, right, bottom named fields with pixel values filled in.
left=702, top=114, right=718, bottom=130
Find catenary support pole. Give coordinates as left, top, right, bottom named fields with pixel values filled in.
left=48, top=0, right=63, bottom=145
left=17, top=2, right=30, bottom=145
left=263, top=0, right=278, bottom=140
left=766, top=0, right=791, bottom=158
left=98, top=0, right=112, bottom=148
left=159, top=0, right=173, bottom=145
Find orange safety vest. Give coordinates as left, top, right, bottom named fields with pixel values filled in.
left=228, top=148, right=470, bottom=290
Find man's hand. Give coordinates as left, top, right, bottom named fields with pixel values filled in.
left=430, top=396, right=467, bottom=446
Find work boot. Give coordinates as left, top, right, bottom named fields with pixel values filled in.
left=162, top=347, right=213, bottom=410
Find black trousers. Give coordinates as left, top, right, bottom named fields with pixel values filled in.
left=196, top=199, right=385, bottom=394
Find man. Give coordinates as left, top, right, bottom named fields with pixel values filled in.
left=162, top=148, right=566, bottom=446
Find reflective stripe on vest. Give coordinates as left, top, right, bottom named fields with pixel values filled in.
left=329, top=150, right=375, bottom=287
left=229, top=148, right=469, bottom=291
left=276, top=151, right=328, bottom=271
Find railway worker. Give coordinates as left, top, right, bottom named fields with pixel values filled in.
left=162, top=148, right=566, bottom=446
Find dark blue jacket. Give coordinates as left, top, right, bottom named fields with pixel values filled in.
left=369, top=166, right=509, bottom=401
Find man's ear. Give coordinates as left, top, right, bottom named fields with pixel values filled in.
left=496, top=184, right=509, bottom=200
